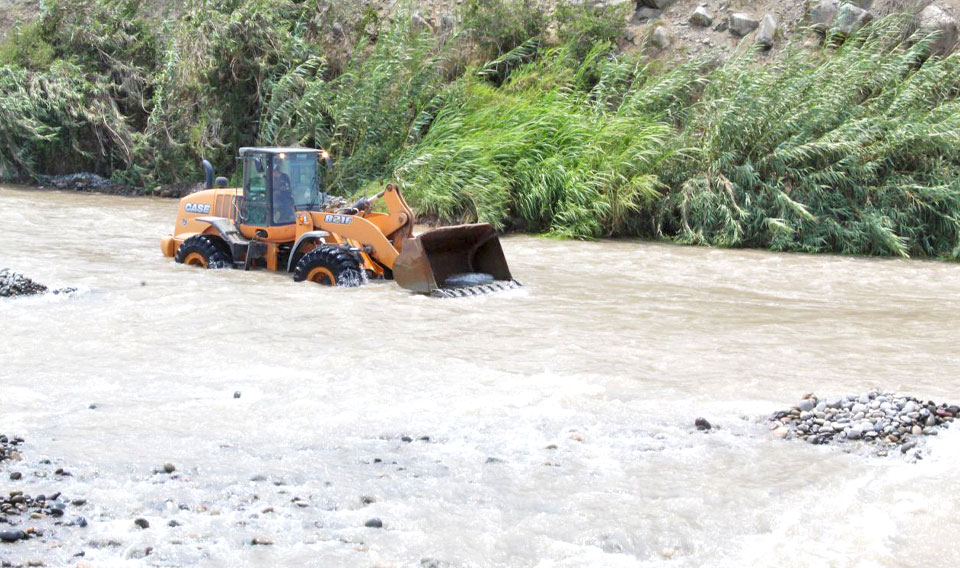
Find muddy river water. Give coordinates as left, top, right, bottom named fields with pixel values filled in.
left=1, top=185, right=959, bottom=567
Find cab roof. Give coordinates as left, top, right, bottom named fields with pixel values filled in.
left=238, top=147, right=323, bottom=156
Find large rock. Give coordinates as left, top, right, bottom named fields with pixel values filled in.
left=641, top=0, right=678, bottom=10
left=690, top=7, right=713, bottom=27
left=651, top=25, right=672, bottom=49
left=728, top=13, right=761, bottom=37
left=916, top=4, right=959, bottom=56
left=809, top=0, right=839, bottom=32
left=757, top=14, right=777, bottom=49
left=835, top=3, right=873, bottom=35
left=634, top=7, right=662, bottom=21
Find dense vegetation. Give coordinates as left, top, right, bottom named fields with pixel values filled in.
left=1, top=0, right=959, bottom=258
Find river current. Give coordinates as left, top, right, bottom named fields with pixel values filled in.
left=1, top=186, right=959, bottom=567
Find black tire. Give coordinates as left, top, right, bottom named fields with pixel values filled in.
left=174, top=235, right=232, bottom=269
left=293, top=246, right=363, bottom=287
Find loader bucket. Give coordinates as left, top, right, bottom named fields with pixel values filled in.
left=393, top=223, right=520, bottom=297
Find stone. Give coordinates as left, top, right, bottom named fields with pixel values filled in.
left=729, top=13, right=761, bottom=37
left=835, top=3, right=873, bottom=36
left=772, top=426, right=789, bottom=439
left=233, top=391, right=241, bottom=399
left=846, top=427, right=862, bottom=440
left=902, top=401, right=917, bottom=414
left=364, top=518, right=383, bottom=528
left=757, top=14, right=777, bottom=48
left=635, top=7, right=662, bottom=21
left=916, top=5, right=959, bottom=56
left=798, top=399, right=817, bottom=412
left=0, top=530, right=24, bottom=542
left=401, top=436, right=413, bottom=443
left=911, top=425, right=922, bottom=435
left=641, top=0, right=677, bottom=9
left=694, top=417, right=712, bottom=431
left=651, top=26, right=672, bottom=49
left=8, top=472, right=21, bottom=481
left=163, top=463, right=176, bottom=474
left=134, top=518, right=150, bottom=529
left=810, top=0, right=839, bottom=31
left=690, top=7, right=713, bottom=27
left=926, top=414, right=937, bottom=427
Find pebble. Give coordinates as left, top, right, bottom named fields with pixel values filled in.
left=163, top=463, right=176, bottom=474
left=0, top=530, right=25, bottom=542
left=364, top=518, right=383, bottom=528
left=768, top=391, right=954, bottom=456
left=233, top=391, right=241, bottom=399
left=694, top=417, right=712, bottom=431
left=9, top=472, right=21, bottom=481
left=134, top=518, right=150, bottom=529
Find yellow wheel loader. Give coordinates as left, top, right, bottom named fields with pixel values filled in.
left=160, top=147, right=520, bottom=297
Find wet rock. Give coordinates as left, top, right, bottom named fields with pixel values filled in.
left=134, top=518, right=150, bottom=529
left=690, top=7, right=713, bottom=27
left=485, top=457, right=504, bottom=464
left=401, top=436, right=413, bottom=443
left=0, top=529, right=25, bottom=542
left=361, top=495, right=376, bottom=505
left=917, top=5, right=959, bottom=56
left=421, top=559, right=451, bottom=568
left=9, top=472, right=21, bottom=481
left=729, top=13, right=760, bottom=37
left=694, top=417, right=712, bottom=431
left=0, top=269, right=48, bottom=297
left=835, top=3, right=872, bottom=36
left=364, top=518, right=383, bottom=528
left=757, top=14, right=777, bottom=49
left=162, top=463, right=176, bottom=474
left=233, top=391, right=241, bottom=399
left=769, top=391, right=954, bottom=457
left=251, top=537, right=274, bottom=545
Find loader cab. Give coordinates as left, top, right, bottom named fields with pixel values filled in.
left=238, top=147, right=325, bottom=228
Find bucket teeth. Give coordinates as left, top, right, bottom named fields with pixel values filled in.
left=429, top=279, right=522, bottom=299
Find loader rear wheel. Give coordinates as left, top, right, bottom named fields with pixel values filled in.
left=175, top=235, right=232, bottom=269
left=293, top=247, right=363, bottom=287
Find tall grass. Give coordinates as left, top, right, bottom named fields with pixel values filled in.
left=395, top=44, right=672, bottom=237
left=660, top=17, right=960, bottom=257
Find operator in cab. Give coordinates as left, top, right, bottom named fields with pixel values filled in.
left=271, top=157, right=296, bottom=225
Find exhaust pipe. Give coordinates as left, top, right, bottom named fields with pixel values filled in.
left=201, top=159, right=214, bottom=189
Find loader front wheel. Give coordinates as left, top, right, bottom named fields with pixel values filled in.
left=175, top=235, right=232, bottom=269
left=293, top=247, right=362, bottom=287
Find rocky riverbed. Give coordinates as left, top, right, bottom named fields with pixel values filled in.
left=0, top=269, right=75, bottom=298
left=0, top=435, right=88, bottom=566
left=768, top=391, right=957, bottom=458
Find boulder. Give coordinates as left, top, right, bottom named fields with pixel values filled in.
left=916, top=4, right=959, bottom=56
left=729, top=13, right=761, bottom=37
left=690, top=7, right=713, bottom=27
left=651, top=25, right=672, bottom=49
left=835, top=3, right=872, bottom=35
left=641, top=0, right=678, bottom=9
left=634, top=7, right=662, bottom=21
left=757, top=14, right=777, bottom=48
left=809, top=0, right=839, bottom=32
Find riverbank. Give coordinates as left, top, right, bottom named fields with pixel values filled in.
left=2, top=1, right=960, bottom=257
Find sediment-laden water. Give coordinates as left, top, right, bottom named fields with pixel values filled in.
left=1, top=185, right=959, bottom=567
